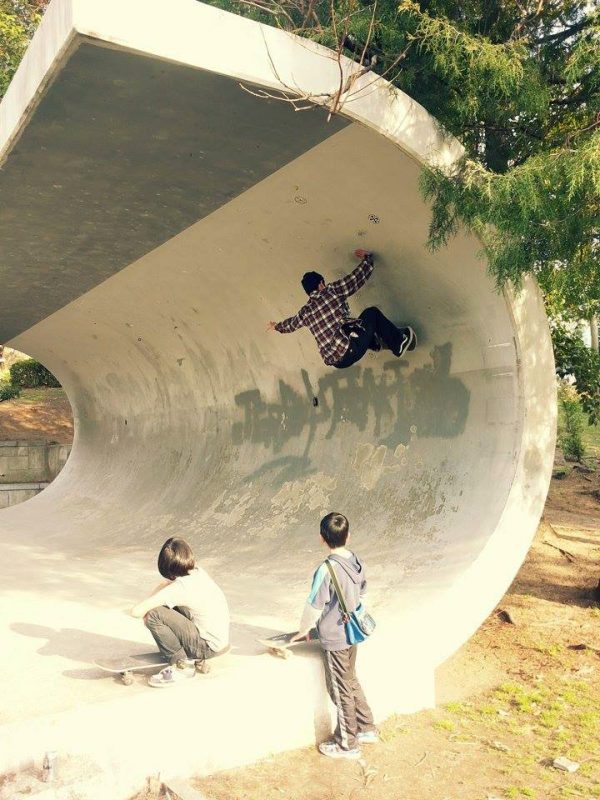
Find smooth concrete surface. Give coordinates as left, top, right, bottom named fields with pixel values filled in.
left=0, top=0, right=556, bottom=791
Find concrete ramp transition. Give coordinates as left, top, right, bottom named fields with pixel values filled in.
left=0, top=0, right=555, bottom=792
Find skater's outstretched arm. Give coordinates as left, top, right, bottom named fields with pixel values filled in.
left=267, top=311, right=305, bottom=334
left=329, top=249, right=374, bottom=299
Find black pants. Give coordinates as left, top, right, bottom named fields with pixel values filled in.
left=144, top=605, right=213, bottom=664
left=335, top=307, right=402, bottom=369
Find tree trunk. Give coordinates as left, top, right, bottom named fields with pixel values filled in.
left=590, top=316, right=599, bottom=353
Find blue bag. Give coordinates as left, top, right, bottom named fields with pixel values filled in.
left=325, top=560, right=376, bottom=646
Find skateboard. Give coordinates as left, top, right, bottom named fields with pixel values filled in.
left=95, top=650, right=223, bottom=685
left=257, top=628, right=319, bottom=659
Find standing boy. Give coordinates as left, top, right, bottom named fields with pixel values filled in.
left=292, top=512, right=377, bottom=758
left=267, top=249, right=416, bottom=369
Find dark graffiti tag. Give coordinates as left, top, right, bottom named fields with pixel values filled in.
left=232, top=343, right=470, bottom=456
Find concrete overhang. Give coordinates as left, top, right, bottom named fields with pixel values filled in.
left=0, top=0, right=555, bottom=792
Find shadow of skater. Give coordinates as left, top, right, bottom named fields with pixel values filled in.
left=11, top=622, right=153, bottom=667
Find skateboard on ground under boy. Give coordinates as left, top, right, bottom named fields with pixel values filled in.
left=257, top=628, right=318, bottom=659
left=95, top=648, right=229, bottom=685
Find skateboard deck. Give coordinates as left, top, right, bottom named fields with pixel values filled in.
left=95, top=647, right=230, bottom=685
left=95, top=652, right=169, bottom=684
left=257, top=628, right=318, bottom=659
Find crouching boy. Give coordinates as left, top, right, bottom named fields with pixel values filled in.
left=131, top=537, right=230, bottom=687
left=292, top=512, right=377, bottom=758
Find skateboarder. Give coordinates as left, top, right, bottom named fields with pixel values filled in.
left=291, top=512, right=378, bottom=759
left=130, top=537, right=230, bottom=687
left=267, top=249, right=416, bottom=368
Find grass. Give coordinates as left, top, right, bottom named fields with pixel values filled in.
left=0, top=387, right=67, bottom=404
left=433, top=719, right=455, bottom=732
left=558, top=403, right=600, bottom=460
left=582, top=421, right=600, bottom=458
left=435, top=669, right=600, bottom=798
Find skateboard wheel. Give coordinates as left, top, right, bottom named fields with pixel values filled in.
left=196, top=660, right=211, bottom=674
left=121, top=671, right=134, bottom=686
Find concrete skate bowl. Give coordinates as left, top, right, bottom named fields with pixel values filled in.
left=0, top=0, right=555, bottom=787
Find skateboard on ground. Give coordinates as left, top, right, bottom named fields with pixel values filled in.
left=257, top=628, right=319, bottom=659
left=95, top=648, right=229, bottom=685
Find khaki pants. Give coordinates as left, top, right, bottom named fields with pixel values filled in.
left=322, top=646, right=375, bottom=750
left=144, top=605, right=212, bottom=664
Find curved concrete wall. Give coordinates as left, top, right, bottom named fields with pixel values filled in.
left=0, top=0, right=555, bottom=788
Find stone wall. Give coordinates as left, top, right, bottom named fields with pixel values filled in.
left=0, top=441, right=71, bottom=508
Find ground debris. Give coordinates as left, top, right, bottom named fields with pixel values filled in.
left=356, top=761, right=378, bottom=788
left=552, top=756, right=580, bottom=773
left=496, top=608, right=516, bottom=624
left=568, top=642, right=600, bottom=656
left=487, top=740, right=510, bottom=753
left=542, top=540, right=576, bottom=561
left=572, top=463, right=596, bottom=474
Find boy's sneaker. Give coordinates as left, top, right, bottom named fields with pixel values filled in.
left=318, top=740, right=362, bottom=760
left=148, top=661, right=195, bottom=688
left=357, top=730, right=379, bottom=744
left=395, top=326, right=417, bottom=357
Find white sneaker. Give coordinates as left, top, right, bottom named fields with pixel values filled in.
left=148, top=662, right=195, bottom=688
left=396, top=326, right=417, bottom=357
left=357, top=730, right=379, bottom=744
left=318, top=740, right=362, bottom=760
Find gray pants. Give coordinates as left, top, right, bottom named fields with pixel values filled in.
left=322, top=646, right=375, bottom=750
left=144, top=606, right=213, bottom=664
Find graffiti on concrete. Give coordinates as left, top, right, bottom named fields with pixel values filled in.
left=232, top=343, right=470, bottom=457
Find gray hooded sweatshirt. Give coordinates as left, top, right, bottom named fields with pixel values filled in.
left=302, top=552, right=367, bottom=651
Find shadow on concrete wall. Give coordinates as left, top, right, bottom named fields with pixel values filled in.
left=232, top=343, right=470, bottom=459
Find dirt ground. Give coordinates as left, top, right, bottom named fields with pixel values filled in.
left=194, top=463, right=600, bottom=800
left=0, top=388, right=73, bottom=443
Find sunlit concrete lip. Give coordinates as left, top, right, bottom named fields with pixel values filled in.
left=1, top=0, right=463, bottom=171
left=0, top=0, right=555, bottom=791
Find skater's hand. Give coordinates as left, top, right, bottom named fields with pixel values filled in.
left=267, top=321, right=277, bottom=332
left=354, top=248, right=371, bottom=260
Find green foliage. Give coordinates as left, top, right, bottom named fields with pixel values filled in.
left=0, top=377, right=20, bottom=401
left=0, top=1, right=46, bottom=99
left=558, top=381, right=585, bottom=461
left=9, top=358, right=60, bottom=388
left=421, top=130, right=600, bottom=294
left=205, top=0, right=599, bottom=315
left=552, top=325, right=600, bottom=424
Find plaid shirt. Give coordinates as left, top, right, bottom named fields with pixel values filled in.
left=275, top=254, right=374, bottom=366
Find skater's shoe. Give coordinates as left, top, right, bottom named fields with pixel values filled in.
left=357, top=730, right=380, bottom=744
left=318, top=740, right=362, bottom=760
left=407, top=326, right=417, bottom=351
left=394, top=326, right=417, bottom=357
left=148, top=660, right=195, bottom=688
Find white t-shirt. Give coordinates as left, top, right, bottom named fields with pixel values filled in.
left=159, top=567, right=229, bottom=652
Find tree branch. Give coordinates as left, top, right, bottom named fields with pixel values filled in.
left=532, top=18, right=592, bottom=45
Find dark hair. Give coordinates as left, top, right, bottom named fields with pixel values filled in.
left=320, top=512, right=349, bottom=548
left=302, top=271, right=324, bottom=295
left=158, top=537, right=195, bottom=580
